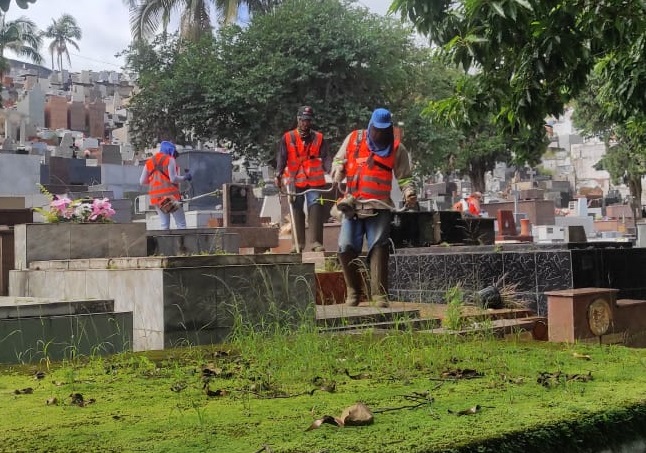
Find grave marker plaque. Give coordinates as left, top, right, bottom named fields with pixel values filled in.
left=222, top=184, right=262, bottom=227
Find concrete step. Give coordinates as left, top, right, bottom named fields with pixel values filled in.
left=315, top=303, right=544, bottom=337
left=0, top=297, right=115, bottom=319
left=458, top=308, right=536, bottom=322
left=422, top=316, right=548, bottom=340
left=319, top=317, right=441, bottom=333
left=315, top=304, right=423, bottom=328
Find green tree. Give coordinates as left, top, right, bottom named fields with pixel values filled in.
left=120, top=34, right=198, bottom=149
left=123, top=0, right=440, bottom=168
left=425, top=70, right=547, bottom=192
left=572, top=73, right=646, bottom=216
left=0, top=0, right=36, bottom=13
left=43, top=14, right=81, bottom=71
left=203, top=0, right=424, bottom=162
left=123, top=0, right=281, bottom=41
left=391, top=0, right=646, bottom=134
left=0, top=13, right=43, bottom=79
left=395, top=53, right=462, bottom=181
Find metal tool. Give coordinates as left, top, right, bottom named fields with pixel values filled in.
left=180, top=190, right=222, bottom=204
left=281, top=183, right=337, bottom=254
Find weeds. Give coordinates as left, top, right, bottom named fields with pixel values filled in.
left=443, top=284, right=467, bottom=331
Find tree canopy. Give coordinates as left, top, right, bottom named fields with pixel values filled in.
left=124, top=0, right=453, bottom=172
left=0, top=0, right=36, bottom=13
left=572, top=72, right=646, bottom=212
left=123, top=0, right=281, bottom=41
left=0, top=13, right=42, bottom=79
left=391, top=0, right=646, bottom=132
left=390, top=0, right=646, bottom=193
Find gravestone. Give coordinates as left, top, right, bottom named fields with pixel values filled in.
left=100, top=144, right=122, bottom=164
left=496, top=210, right=532, bottom=242
left=497, top=210, right=517, bottom=237
left=222, top=184, right=262, bottom=227
left=2, top=138, right=16, bottom=151
left=29, top=142, right=48, bottom=156
left=57, top=132, right=75, bottom=158
left=390, top=211, right=436, bottom=247
left=174, top=151, right=232, bottom=210
left=260, top=194, right=282, bottom=224
left=565, top=225, right=587, bottom=243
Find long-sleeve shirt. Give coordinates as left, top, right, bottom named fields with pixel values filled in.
left=275, top=129, right=332, bottom=177
left=332, top=131, right=416, bottom=211
left=139, top=155, right=187, bottom=186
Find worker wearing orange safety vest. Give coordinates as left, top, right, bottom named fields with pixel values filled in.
left=453, top=192, right=482, bottom=217
left=139, top=141, right=192, bottom=230
left=330, top=108, right=418, bottom=308
left=274, top=106, right=331, bottom=252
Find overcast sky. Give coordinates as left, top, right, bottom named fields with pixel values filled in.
left=4, top=0, right=395, bottom=73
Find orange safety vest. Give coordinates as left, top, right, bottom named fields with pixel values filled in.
left=346, top=130, right=399, bottom=200
left=145, top=153, right=181, bottom=205
left=452, top=196, right=480, bottom=216
left=281, top=130, right=326, bottom=189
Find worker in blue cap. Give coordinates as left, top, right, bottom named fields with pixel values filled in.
left=330, top=108, right=417, bottom=307
left=139, top=141, right=192, bottom=230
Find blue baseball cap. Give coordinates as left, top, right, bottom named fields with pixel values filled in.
left=160, top=141, right=176, bottom=155
left=370, top=108, right=393, bottom=129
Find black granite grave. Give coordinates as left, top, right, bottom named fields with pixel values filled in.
left=389, top=211, right=495, bottom=248
left=389, top=242, right=646, bottom=316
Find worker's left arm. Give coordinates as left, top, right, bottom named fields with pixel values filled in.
left=319, top=136, right=332, bottom=173
left=168, top=159, right=186, bottom=183
left=393, top=143, right=418, bottom=208
left=139, top=166, right=150, bottom=186
left=330, top=133, right=351, bottom=183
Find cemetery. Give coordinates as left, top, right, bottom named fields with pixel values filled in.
left=1, top=145, right=646, bottom=450
left=2, top=5, right=646, bottom=449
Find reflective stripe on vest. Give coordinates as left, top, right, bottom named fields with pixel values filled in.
left=145, top=153, right=180, bottom=205
left=346, top=130, right=398, bottom=200
left=467, top=197, right=481, bottom=215
left=282, top=130, right=326, bottom=189
left=453, top=198, right=480, bottom=215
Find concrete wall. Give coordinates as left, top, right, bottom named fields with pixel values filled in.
left=13, top=223, right=147, bottom=270
left=571, top=142, right=610, bottom=193
left=16, top=85, right=45, bottom=129
left=0, top=154, right=42, bottom=195
left=175, top=151, right=232, bottom=210
left=9, top=255, right=315, bottom=351
left=0, top=312, right=132, bottom=363
left=101, top=163, right=143, bottom=198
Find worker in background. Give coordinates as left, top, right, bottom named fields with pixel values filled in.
left=275, top=106, right=331, bottom=252
left=139, top=141, right=192, bottom=230
left=453, top=191, right=483, bottom=217
left=330, top=108, right=417, bottom=308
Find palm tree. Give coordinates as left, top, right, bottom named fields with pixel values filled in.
left=43, top=14, right=81, bottom=72
left=0, top=13, right=43, bottom=80
left=123, top=0, right=280, bottom=41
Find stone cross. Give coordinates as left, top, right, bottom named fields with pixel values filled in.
left=527, top=168, right=536, bottom=185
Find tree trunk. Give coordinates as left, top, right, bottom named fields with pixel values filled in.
left=628, top=175, right=642, bottom=219
left=468, top=165, right=487, bottom=193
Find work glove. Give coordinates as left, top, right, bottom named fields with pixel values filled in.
left=184, top=170, right=192, bottom=181
left=403, top=188, right=419, bottom=211
left=330, top=165, right=345, bottom=184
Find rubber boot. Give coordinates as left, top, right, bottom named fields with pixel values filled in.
left=308, top=203, right=325, bottom=252
left=291, top=206, right=306, bottom=253
left=338, top=251, right=362, bottom=306
left=369, top=245, right=390, bottom=308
